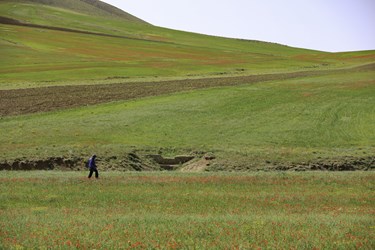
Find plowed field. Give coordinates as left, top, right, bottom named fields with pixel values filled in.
left=1, top=63, right=374, bottom=116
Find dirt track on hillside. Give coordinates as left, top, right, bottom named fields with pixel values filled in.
left=0, top=16, right=168, bottom=44
left=1, top=63, right=374, bottom=117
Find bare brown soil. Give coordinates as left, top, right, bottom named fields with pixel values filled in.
left=0, top=153, right=373, bottom=171
left=269, top=156, right=375, bottom=171
left=1, top=63, right=374, bottom=117
left=0, top=153, right=159, bottom=171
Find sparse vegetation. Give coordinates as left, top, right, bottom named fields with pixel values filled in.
left=0, top=0, right=374, bottom=169
left=1, top=171, right=374, bottom=249
left=1, top=1, right=374, bottom=85
left=0, top=1, right=374, bottom=249
left=1, top=69, right=374, bottom=169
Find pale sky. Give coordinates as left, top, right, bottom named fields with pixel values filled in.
left=101, top=0, right=375, bottom=52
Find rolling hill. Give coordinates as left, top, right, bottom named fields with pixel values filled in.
left=2, top=0, right=149, bottom=23
left=0, top=0, right=374, bottom=170
left=1, top=0, right=374, bottom=86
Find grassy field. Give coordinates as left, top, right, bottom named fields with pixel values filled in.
left=0, top=0, right=374, bottom=168
left=1, top=68, right=374, bottom=168
left=0, top=171, right=374, bottom=249
left=0, top=1, right=374, bottom=249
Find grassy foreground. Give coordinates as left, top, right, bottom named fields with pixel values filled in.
left=0, top=171, right=374, bottom=249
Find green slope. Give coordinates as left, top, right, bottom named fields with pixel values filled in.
left=1, top=0, right=374, bottom=87
left=0, top=0, right=374, bottom=169
left=2, top=0, right=148, bottom=23
left=1, top=69, right=374, bottom=168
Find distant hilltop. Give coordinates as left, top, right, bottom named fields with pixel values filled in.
left=12, top=0, right=149, bottom=24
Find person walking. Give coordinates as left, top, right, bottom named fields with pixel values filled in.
left=88, top=154, right=99, bottom=179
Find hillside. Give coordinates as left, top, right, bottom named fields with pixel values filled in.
left=1, top=0, right=374, bottom=86
left=0, top=0, right=374, bottom=170
left=2, top=0, right=149, bottom=23
left=1, top=64, right=374, bottom=170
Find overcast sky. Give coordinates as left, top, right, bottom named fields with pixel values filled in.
left=101, top=0, right=375, bottom=52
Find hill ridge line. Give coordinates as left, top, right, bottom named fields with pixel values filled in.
left=7, top=0, right=149, bottom=24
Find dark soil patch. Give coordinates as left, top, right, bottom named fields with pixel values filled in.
left=147, top=154, right=194, bottom=170
left=0, top=157, right=81, bottom=171
left=0, top=153, right=160, bottom=171
left=0, top=16, right=167, bottom=44
left=267, top=156, right=375, bottom=171
left=1, top=153, right=373, bottom=172
left=1, top=63, right=374, bottom=117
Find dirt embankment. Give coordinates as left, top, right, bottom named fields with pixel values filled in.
left=0, top=153, right=373, bottom=172
left=0, top=153, right=196, bottom=171
left=0, top=157, right=82, bottom=171
left=199, top=155, right=375, bottom=172
left=0, top=153, right=160, bottom=171
left=1, top=63, right=374, bottom=117
left=269, top=156, right=375, bottom=171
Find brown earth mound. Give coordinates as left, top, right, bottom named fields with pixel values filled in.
left=271, top=156, right=375, bottom=171
left=0, top=153, right=160, bottom=171
left=147, top=154, right=194, bottom=170
left=0, top=153, right=373, bottom=171
left=0, top=157, right=82, bottom=171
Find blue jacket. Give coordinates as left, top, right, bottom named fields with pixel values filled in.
left=88, top=157, right=97, bottom=169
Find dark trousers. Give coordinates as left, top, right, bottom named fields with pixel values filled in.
left=88, top=168, right=99, bottom=178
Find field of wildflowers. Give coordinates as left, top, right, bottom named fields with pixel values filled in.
left=0, top=171, right=374, bottom=249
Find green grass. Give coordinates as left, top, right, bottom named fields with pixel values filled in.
left=0, top=171, right=374, bottom=249
left=0, top=0, right=148, bottom=24
left=1, top=1, right=374, bottom=86
left=0, top=23, right=317, bottom=85
left=0, top=2, right=374, bottom=248
left=1, top=70, right=374, bottom=165
left=0, top=0, right=374, bottom=166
